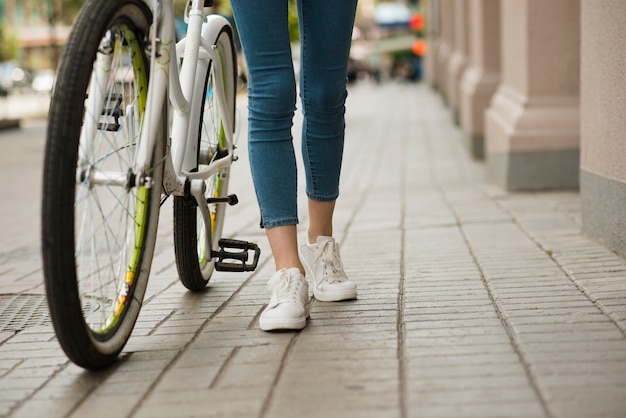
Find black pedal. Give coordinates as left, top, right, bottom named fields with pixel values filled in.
left=97, top=93, right=124, bottom=132
left=213, top=238, right=260, bottom=272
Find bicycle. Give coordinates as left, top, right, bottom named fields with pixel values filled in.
left=41, top=0, right=260, bottom=370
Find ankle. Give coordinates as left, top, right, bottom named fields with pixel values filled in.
left=276, top=264, right=304, bottom=276
left=307, top=231, right=332, bottom=245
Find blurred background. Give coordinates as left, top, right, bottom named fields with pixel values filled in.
left=0, top=0, right=426, bottom=102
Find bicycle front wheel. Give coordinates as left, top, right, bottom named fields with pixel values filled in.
left=42, top=0, right=165, bottom=369
left=174, top=22, right=238, bottom=291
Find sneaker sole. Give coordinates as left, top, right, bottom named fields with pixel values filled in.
left=259, top=317, right=307, bottom=331
left=259, top=304, right=311, bottom=331
left=314, top=289, right=357, bottom=302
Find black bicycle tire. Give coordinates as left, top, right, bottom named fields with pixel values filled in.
left=173, top=24, right=238, bottom=291
left=42, top=0, right=164, bottom=369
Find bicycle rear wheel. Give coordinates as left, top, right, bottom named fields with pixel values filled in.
left=42, top=0, right=164, bottom=369
left=174, top=23, right=238, bottom=291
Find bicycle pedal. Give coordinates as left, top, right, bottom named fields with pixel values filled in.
left=96, top=93, right=124, bottom=132
left=213, top=239, right=260, bottom=272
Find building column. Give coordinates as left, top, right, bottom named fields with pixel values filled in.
left=484, top=0, right=580, bottom=190
left=423, top=0, right=440, bottom=89
left=446, top=0, right=468, bottom=123
left=435, top=0, right=454, bottom=102
left=580, top=1, right=626, bottom=257
left=459, top=0, right=500, bottom=159
left=5, top=0, right=16, bottom=27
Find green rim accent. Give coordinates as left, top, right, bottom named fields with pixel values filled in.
left=128, top=23, right=150, bottom=275
left=99, top=25, right=150, bottom=333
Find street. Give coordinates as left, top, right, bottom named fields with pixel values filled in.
left=0, top=120, right=47, bottom=267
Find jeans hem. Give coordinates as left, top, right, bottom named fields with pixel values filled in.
left=306, top=192, right=339, bottom=202
left=261, top=217, right=300, bottom=229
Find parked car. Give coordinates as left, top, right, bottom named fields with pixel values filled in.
left=31, top=69, right=56, bottom=94
left=0, top=61, right=33, bottom=94
left=374, top=2, right=411, bottom=29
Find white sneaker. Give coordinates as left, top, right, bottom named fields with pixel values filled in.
left=259, top=268, right=310, bottom=331
left=300, top=236, right=357, bottom=302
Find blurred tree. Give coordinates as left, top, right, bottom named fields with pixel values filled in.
left=0, top=24, right=18, bottom=61
left=174, top=0, right=188, bottom=17
left=287, top=0, right=299, bottom=41
left=60, top=0, right=86, bottom=24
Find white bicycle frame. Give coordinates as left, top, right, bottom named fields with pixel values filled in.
left=81, top=0, right=234, bottom=257
left=139, top=0, right=235, bottom=255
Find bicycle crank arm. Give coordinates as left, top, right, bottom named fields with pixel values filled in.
left=213, top=239, right=261, bottom=272
left=206, top=194, right=238, bottom=206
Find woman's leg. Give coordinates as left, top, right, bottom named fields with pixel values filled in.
left=296, top=0, right=358, bottom=302
left=296, top=0, right=358, bottom=241
left=307, top=199, right=335, bottom=245
left=266, top=225, right=303, bottom=273
left=230, top=0, right=298, bottom=231
left=230, top=0, right=303, bottom=273
left=230, top=0, right=309, bottom=331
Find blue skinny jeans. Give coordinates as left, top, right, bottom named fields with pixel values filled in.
left=230, top=0, right=358, bottom=228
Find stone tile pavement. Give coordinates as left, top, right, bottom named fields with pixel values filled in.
left=0, top=82, right=625, bottom=418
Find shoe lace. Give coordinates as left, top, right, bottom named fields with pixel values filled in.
left=268, top=270, right=302, bottom=304
left=317, top=240, right=345, bottom=283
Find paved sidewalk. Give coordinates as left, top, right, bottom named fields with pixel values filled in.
left=0, top=82, right=625, bottom=418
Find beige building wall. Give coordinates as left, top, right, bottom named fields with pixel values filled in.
left=423, top=0, right=439, bottom=89
left=580, top=0, right=626, bottom=257
left=424, top=0, right=626, bottom=256
left=459, top=0, right=500, bottom=159
left=435, top=0, right=455, bottom=102
left=446, top=0, right=468, bottom=122
left=484, top=0, right=580, bottom=190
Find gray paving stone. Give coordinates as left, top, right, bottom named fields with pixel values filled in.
left=154, top=365, right=223, bottom=392
left=527, top=349, right=626, bottom=363
left=516, top=332, right=624, bottom=347
left=306, top=316, right=398, bottom=327
left=404, top=382, right=540, bottom=409
left=407, top=376, right=537, bottom=396
left=69, top=395, right=141, bottom=418
left=134, top=388, right=267, bottom=418
left=406, top=402, right=547, bottom=418
left=267, top=391, right=400, bottom=418
left=9, top=399, right=79, bottom=418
